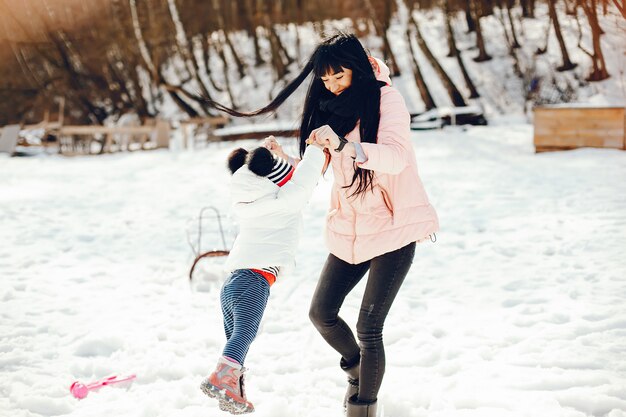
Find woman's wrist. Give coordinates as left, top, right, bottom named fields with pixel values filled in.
left=333, top=135, right=348, bottom=152
left=342, top=142, right=357, bottom=158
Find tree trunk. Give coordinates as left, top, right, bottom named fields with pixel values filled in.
left=464, top=0, right=476, bottom=32
left=163, top=84, right=199, bottom=117
left=445, top=3, right=480, bottom=98
left=506, top=0, right=521, bottom=48
left=200, top=35, right=225, bottom=92
left=49, top=32, right=108, bottom=124
left=211, top=35, right=238, bottom=108
left=166, top=0, right=212, bottom=114
left=264, top=25, right=288, bottom=80
left=610, top=0, right=626, bottom=18
left=521, top=0, right=536, bottom=17
left=497, top=4, right=515, bottom=51
left=211, top=0, right=246, bottom=79
left=548, top=0, right=577, bottom=71
left=294, top=24, right=301, bottom=63
left=536, top=12, right=552, bottom=54
left=472, top=1, right=493, bottom=62
left=241, top=0, right=263, bottom=66
left=445, top=12, right=456, bottom=57
left=271, top=24, right=294, bottom=66
left=364, top=0, right=400, bottom=76
left=272, top=2, right=294, bottom=66
left=405, top=28, right=437, bottom=110
left=224, top=32, right=247, bottom=79
left=579, top=0, right=610, bottom=80
left=251, top=28, right=264, bottom=66
left=411, top=15, right=467, bottom=107
left=261, top=1, right=290, bottom=81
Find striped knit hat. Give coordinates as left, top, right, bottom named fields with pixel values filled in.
left=267, top=157, right=295, bottom=187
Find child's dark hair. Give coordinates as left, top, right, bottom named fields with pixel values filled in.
left=227, top=148, right=248, bottom=174
left=227, top=147, right=275, bottom=177
left=246, top=147, right=274, bottom=177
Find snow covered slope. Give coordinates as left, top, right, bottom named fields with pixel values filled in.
left=1, top=125, right=625, bottom=417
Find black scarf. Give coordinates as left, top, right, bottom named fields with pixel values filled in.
left=315, top=80, right=386, bottom=138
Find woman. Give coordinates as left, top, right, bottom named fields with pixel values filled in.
left=204, top=33, right=438, bottom=417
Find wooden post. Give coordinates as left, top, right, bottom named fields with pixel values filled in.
left=181, top=122, right=189, bottom=149
left=0, top=125, right=20, bottom=155
left=104, top=133, right=114, bottom=153
left=155, top=120, right=170, bottom=149
left=58, top=97, right=65, bottom=127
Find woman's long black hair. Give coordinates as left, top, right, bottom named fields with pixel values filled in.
left=202, top=32, right=382, bottom=197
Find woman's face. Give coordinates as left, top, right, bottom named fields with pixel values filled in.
left=321, top=67, right=353, bottom=95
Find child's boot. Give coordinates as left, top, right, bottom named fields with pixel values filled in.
left=200, top=356, right=254, bottom=414
left=340, top=358, right=360, bottom=411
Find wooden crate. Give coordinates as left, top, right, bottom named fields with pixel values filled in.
left=533, top=106, right=625, bottom=152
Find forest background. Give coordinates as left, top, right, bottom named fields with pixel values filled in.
left=0, top=0, right=624, bottom=127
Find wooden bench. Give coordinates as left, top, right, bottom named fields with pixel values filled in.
left=534, top=106, right=625, bottom=152
left=54, top=119, right=170, bottom=155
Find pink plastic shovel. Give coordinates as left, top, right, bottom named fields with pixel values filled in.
left=70, top=374, right=136, bottom=399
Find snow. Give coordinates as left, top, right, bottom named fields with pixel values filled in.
left=2, top=124, right=625, bottom=417
left=2, top=3, right=626, bottom=416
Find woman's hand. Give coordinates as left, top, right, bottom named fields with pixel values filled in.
left=307, top=125, right=340, bottom=150
left=262, top=136, right=287, bottom=159
left=307, top=125, right=356, bottom=157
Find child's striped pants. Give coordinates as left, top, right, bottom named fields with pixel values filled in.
left=220, top=269, right=270, bottom=365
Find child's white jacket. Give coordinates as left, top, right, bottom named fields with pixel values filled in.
left=224, top=146, right=325, bottom=274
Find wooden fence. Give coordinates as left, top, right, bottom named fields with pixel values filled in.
left=1, top=116, right=229, bottom=156
left=534, top=106, right=626, bottom=152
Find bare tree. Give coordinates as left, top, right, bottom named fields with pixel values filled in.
left=521, top=0, right=536, bottom=17
left=445, top=0, right=480, bottom=98
left=405, top=27, right=437, bottom=109
left=471, top=0, right=493, bottom=61
left=364, top=0, right=401, bottom=76
left=410, top=13, right=467, bottom=106
left=462, top=0, right=477, bottom=31
left=548, top=0, right=578, bottom=71
left=578, top=0, right=610, bottom=80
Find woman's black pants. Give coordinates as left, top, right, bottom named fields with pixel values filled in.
left=309, top=242, right=416, bottom=403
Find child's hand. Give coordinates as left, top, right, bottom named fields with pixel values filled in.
left=263, top=136, right=286, bottom=159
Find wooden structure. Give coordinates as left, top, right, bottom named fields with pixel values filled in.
left=180, top=116, right=229, bottom=148
left=0, top=120, right=171, bottom=156
left=534, top=106, right=626, bottom=152
left=55, top=119, right=170, bottom=155
left=0, top=125, right=21, bottom=154
left=213, top=121, right=299, bottom=141
left=0, top=99, right=65, bottom=155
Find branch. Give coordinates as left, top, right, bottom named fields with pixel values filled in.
left=611, top=0, right=626, bottom=18
left=574, top=0, right=595, bottom=58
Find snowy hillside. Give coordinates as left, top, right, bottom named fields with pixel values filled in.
left=1, top=125, right=625, bottom=417
left=195, top=4, right=625, bottom=127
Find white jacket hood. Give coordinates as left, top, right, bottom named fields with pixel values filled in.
left=224, top=146, right=325, bottom=276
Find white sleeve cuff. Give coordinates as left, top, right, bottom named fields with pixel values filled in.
left=353, top=142, right=368, bottom=163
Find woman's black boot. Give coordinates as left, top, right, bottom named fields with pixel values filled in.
left=346, top=394, right=377, bottom=417
left=340, top=358, right=360, bottom=411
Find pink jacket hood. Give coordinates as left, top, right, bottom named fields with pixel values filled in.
left=370, top=57, right=392, bottom=86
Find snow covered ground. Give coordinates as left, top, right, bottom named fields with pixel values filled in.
left=1, top=124, right=625, bottom=417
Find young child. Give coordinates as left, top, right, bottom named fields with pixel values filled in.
left=200, top=141, right=325, bottom=414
